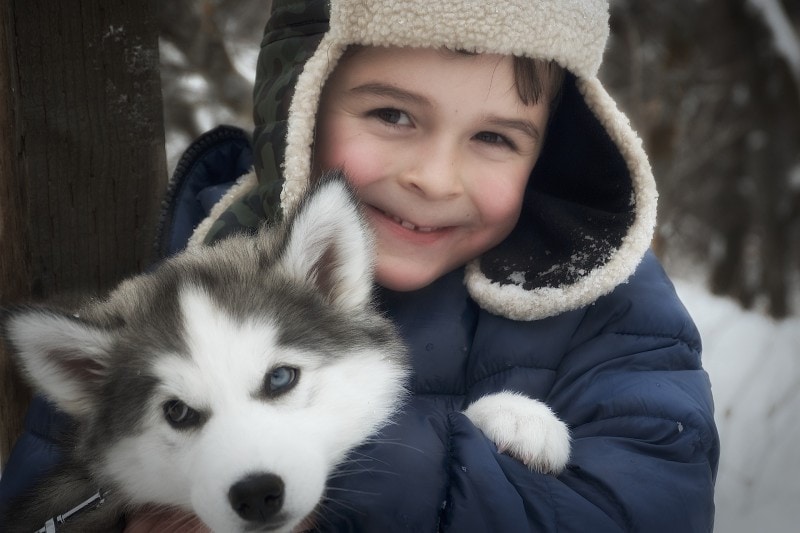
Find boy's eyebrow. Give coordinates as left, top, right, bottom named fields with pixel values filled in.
left=349, top=83, right=432, bottom=107
left=483, top=117, right=541, bottom=142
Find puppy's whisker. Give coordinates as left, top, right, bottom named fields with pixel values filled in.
left=359, top=438, right=427, bottom=454
left=318, top=495, right=369, bottom=517
left=327, top=468, right=400, bottom=480
left=312, top=498, right=355, bottom=522
left=324, top=486, right=381, bottom=496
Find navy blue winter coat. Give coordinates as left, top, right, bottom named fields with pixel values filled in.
left=0, top=127, right=719, bottom=531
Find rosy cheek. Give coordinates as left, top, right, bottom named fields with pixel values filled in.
left=334, top=144, right=388, bottom=189
left=481, top=189, right=524, bottom=226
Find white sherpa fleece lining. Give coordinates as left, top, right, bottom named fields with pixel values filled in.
left=465, top=78, right=657, bottom=321
left=282, top=0, right=611, bottom=209
left=279, top=0, right=657, bottom=321
left=189, top=170, right=258, bottom=249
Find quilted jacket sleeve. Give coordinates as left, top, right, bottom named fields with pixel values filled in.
left=0, top=397, right=69, bottom=526
left=317, top=254, right=718, bottom=533
left=445, top=253, right=719, bottom=532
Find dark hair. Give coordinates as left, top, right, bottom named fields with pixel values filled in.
left=512, top=56, right=564, bottom=110
left=336, top=45, right=565, bottom=112
left=450, top=48, right=565, bottom=111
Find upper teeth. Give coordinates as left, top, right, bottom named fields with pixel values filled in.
left=390, top=214, right=437, bottom=233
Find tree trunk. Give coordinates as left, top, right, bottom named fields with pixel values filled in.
left=0, top=0, right=34, bottom=472
left=0, top=0, right=166, bottom=466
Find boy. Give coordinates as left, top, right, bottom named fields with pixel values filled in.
left=1, top=0, right=719, bottom=531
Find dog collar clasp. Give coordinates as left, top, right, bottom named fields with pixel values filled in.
left=35, top=489, right=108, bottom=533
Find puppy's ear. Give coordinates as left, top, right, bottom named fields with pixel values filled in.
left=276, top=171, right=374, bottom=311
left=1, top=307, right=114, bottom=418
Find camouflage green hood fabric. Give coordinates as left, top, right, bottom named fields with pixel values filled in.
left=191, top=0, right=329, bottom=239
left=191, top=0, right=658, bottom=321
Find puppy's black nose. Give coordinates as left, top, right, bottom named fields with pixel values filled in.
left=228, top=473, right=285, bottom=522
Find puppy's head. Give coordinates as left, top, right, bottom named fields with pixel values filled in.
left=2, top=172, right=409, bottom=532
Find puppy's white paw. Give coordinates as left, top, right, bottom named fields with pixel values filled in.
left=463, top=391, right=570, bottom=474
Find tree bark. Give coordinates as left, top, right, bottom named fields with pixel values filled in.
left=0, top=0, right=166, bottom=466
left=0, top=0, right=34, bottom=471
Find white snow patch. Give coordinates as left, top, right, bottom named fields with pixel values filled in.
left=675, top=280, right=800, bottom=532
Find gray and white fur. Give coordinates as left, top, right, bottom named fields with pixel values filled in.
left=1, top=172, right=411, bottom=532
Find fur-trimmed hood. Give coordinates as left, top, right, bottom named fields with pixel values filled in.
left=192, top=0, right=657, bottom=321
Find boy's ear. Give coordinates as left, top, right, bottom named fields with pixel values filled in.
left=1, top=307, right=115, bottom=418
left=275, top=170, right=374, bottom=311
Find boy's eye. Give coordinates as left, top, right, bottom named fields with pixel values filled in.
left=474, top=131, right=513, bottom=148
left=371, top=108, right=411, bottom=126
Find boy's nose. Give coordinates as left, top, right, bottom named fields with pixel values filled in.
left=399, top=140, right=463, bottom=200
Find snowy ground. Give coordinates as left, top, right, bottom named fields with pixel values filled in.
left=675, top=280, right=800, bottom=532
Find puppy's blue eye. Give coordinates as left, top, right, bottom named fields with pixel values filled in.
left=267, top=366, right=299, bottom=396
left=163, top=399, right=202, bottom=429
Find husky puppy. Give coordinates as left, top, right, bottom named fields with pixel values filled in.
left=1, top=173, right=411, bottom=532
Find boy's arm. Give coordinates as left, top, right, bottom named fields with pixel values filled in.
left=446, top=257, right=718, bottom=532
left=319, top=255, right=718, bottom=532
left=320, top=374, right=715, bottom=533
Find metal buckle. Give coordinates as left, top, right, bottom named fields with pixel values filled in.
left=35, top=489, right=108, bottom=533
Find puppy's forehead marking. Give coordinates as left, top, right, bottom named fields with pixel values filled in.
left=156, top=285, right=282, bottom=402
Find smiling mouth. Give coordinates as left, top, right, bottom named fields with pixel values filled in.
left=378, top=208, right=442, bottom=233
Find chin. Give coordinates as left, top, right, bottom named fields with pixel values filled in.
left=376, top=275, right=433, bottom=293
left=375, top=264, right=448, bottom=293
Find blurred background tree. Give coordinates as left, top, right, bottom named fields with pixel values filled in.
left=158, top=0, right=800, bottom=318
left=604, top=0, right=800, bottom=319
left=2, top=0, right=166, bottom=464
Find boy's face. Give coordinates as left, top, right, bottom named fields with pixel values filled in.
left=314, top=46, right=551, bottom=292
